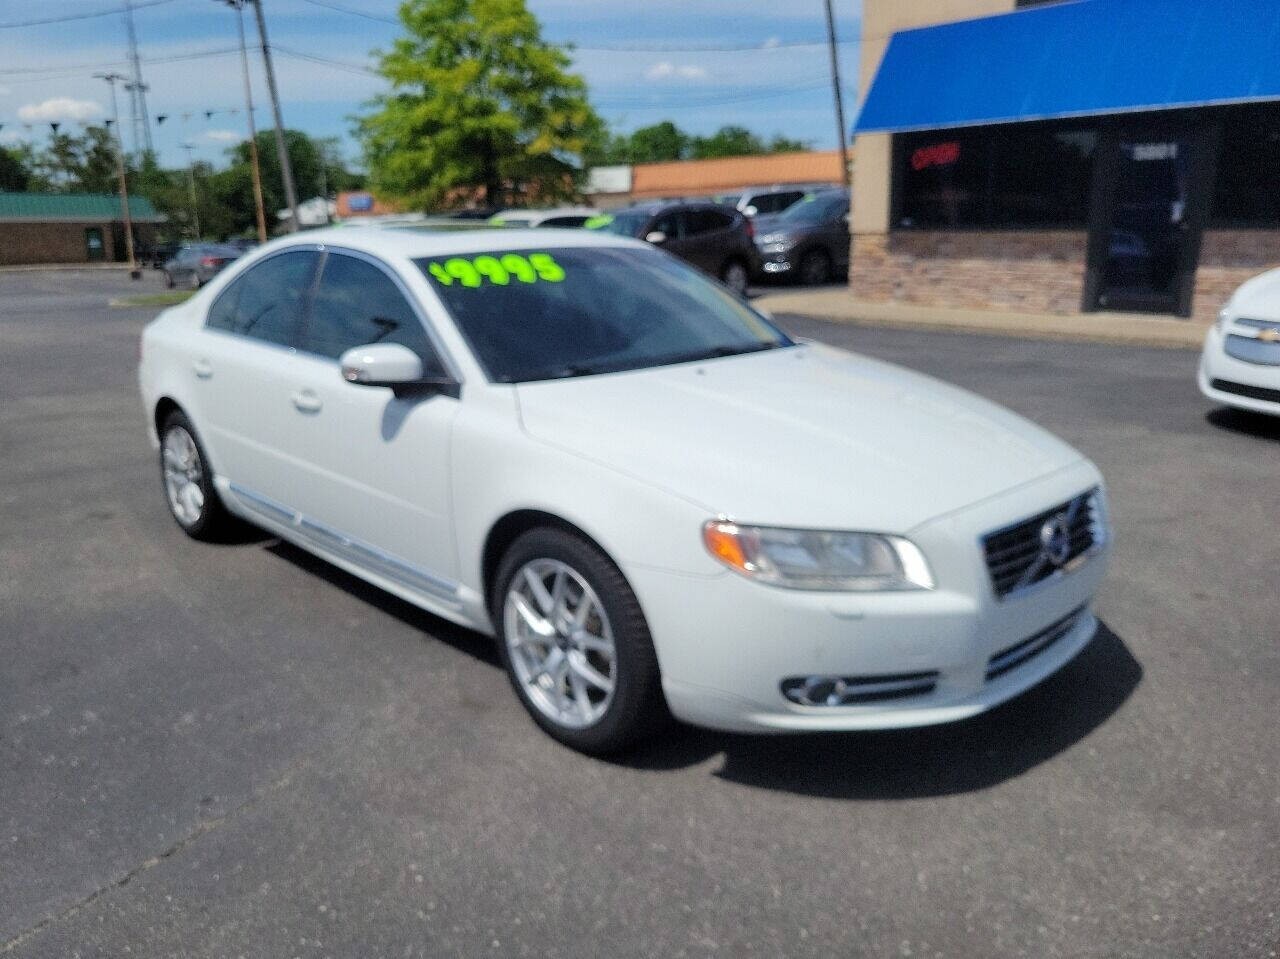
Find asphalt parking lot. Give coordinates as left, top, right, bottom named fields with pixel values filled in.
left=2, top=268, right=1277, bottom=958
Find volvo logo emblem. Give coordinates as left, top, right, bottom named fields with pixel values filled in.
left=1039, top=514, right=1072, bottom=568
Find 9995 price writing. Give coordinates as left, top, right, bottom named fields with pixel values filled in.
left=425, top=252, right=566, bottom=288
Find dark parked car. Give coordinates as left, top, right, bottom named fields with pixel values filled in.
left=752, top=188, right=850, bottom=285
left=162, top=243, right=242, bottom=290
left=144, top=241, right=182, bottom=270
left=586, top=201, right=760, bottom=294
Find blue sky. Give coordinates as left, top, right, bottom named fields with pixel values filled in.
left=0, top=0, right=861, bottom=173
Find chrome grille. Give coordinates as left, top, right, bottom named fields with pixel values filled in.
left=986, top=606, right=1085, bottom=680
left=982, top=489, right=1101, bottom=600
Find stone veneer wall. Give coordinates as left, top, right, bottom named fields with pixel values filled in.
left=850, top=228, right=1280, bottom=324
left=849, top=230, right=1089, bottom=315
left=1191, top=230, right=1280, bottom=322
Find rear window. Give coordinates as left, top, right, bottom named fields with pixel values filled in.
left=415, top=247, right=789, bottom=383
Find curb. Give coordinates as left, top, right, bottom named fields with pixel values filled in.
left=757, top=294, right=1207, bottom=351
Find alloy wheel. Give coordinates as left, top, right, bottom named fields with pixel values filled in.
left=503, top=558, right=617, bottom=729
left=162, top=425, right=205, bottom=527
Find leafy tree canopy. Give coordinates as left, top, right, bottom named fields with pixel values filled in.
left=587, top=121, right=813, bottom=165
left=356, top=0, right=601, bottom=210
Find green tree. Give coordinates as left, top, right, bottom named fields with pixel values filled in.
left=356, top=0, right=600, bottom=209
left=625, top=121, right=689, bottom=163
left=690, top=125, right=765, bottom=160
left=0, top=146, right=30, bottom=191
left=767, top=134, right=811, bottom=153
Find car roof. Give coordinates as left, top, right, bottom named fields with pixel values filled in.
left=256, top=225, right=646, bottom=261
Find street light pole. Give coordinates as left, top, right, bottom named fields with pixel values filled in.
left=94, top=72, right=141, bottom=279
left=181, top=143, right=201, bottom=239
left=249, top=0, right=300, bottom=232
left=823, top=0, right=851, bottom=190
left=222, top=0, right=268, bottom=242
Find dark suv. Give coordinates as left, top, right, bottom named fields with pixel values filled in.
left=752, top=188, right=850, bottom=285
left=587, top=201, right=760, bottom=295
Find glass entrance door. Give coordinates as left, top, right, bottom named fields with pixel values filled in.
left=1090, top=133, right=1204, bottom=315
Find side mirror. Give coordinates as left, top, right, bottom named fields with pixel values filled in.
left=339, top=343, right=455, bottom=395
left=644, top=230, right=667, bottom=245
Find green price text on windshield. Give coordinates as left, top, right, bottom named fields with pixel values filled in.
left=426, top=252, right=566, bottom=287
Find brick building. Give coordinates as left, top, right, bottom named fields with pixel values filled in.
left=851, top=0, right=1280, bottom=324
left=586, top=151, right=847, bottom=209
left=0, top=192, right=164, bottom=266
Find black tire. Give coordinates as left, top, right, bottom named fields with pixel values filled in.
left=491, top=527, right=669, bottom=754
left=163, top=270, right=175, bottom=289
left=158, top=409, right=235, bottom=541
left=719, top=258, right=750, bottom=296
left=798, top=248, right=832, bottom=286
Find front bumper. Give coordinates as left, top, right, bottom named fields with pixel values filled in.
left=626, top=463, right=1111, bottom=733
left=1198, top=324, right=1280, bottom=416
left=755, top=247, right=796, bottom=276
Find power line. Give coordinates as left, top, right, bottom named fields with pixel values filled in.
left=291, top=0, right=854, bottom=52
left=273, top=45, right=379, bottom=77
left=0, top=0, right=178, bottom=30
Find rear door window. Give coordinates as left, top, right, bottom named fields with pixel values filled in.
left=306, top=251, right=441, bottom=367
left=206, top=250, right=320, bottom=349
left=686, top=209, right=735, bottom=235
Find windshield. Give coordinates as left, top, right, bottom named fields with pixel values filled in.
left=415, top=247, right=791, bottom=383
left=778, top=193, right=848, bottom=224
left=583, top=210, right=651, bottom=237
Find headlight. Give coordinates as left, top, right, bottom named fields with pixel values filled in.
left=702, top=521, right=935, bottom=591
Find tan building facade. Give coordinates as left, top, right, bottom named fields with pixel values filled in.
left=850, top=0, right=1280, bottom=324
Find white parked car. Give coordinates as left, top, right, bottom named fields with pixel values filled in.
left=488, top=206, right=598, bottom=229
left=139, top=227, right=1111, bottom=753
left=1199, top=268, right=1280, bottom=416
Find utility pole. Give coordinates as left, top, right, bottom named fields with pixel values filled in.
left=181, top=143, right=201, bottom=239
left=221, top=0, right=268, bottom=241
left=95, top=73, right=141, bottom=279
left=250, top=0, right=300, bottom=231
left=823, top=0, right=851, bottom=190
left=122, top=0, right=154, bottom=157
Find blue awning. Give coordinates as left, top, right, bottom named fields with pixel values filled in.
left=854, top=0, right=1280, bottom=134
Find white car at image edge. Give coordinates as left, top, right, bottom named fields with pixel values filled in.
left=139, top=226, right=1111, bottom=754
left=1199, top=268, right=1280, bottom=416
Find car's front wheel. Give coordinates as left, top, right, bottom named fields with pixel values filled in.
left=720, top=258, right=750, bottom=296
left=159, top=410, right=234, bottom=540
left=798, top=248, right=832, bottom=285
left=163, top=270, right=175, bottom=289
left=493, top=527, right=667, bottom=754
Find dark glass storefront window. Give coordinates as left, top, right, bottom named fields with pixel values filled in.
left=897, top=123, right=1097, bottom=228
left=1212, top=106, right=1280, bottom=227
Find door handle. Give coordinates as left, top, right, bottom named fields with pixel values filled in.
left=192, top=358, right=213, bottom=379
left=291, top=389, right=322, bottom=414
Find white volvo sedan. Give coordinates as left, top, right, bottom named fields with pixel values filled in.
left=139, top=227, right=1111, bottom=753
left=1199, top=268, right=1280, bottom=416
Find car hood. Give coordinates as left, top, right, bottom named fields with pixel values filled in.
left=514, top=343, right=1086, bottom=532
left=1227, top=267, right=1280, bottom=319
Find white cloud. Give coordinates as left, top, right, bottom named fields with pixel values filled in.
left=643, top=61, right=708, bottom=81
left=203, top=129, right=241, bottom=142
left=762, top=36, right=781, bottom=49
left=18, top=96, right=102, bottom=123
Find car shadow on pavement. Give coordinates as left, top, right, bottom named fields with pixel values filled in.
left=264, top=540, right=502, bottom=667
left=621, top=623, right=1142, bottom=800
left=1205, top=407, right=1280, bottom=441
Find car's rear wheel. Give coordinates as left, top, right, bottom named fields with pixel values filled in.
left=493, top=527, right=667, bottom=754
left=720, top=258, right=750, bottom=296
left=159, top=410, right=233, bottom=540
left=189, top=272, right=202, bottom=290
left=799, top=249, right=832, bottom=286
